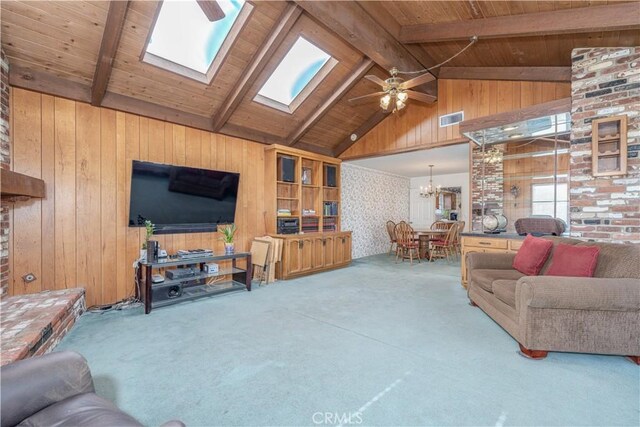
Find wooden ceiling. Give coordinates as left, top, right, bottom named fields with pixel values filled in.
left=2, top=1, right=639, bottom=157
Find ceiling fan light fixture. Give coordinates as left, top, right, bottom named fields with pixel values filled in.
left=397, top=90, right=408, bottom=102
left=380, top=94, right=391, bottom=110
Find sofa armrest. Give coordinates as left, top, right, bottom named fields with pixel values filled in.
left=1, top=351, right=95, bottom=427
left=516, top=276, right=640, bottom=312
left=466, top=252, right=516, bottom=271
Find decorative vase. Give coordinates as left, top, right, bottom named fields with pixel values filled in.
left=139, top=249, right=147, bottom=263
left=224, top=242, right=235, bottom=254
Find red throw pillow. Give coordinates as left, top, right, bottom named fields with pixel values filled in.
left=545, top=244, right=600, bottom=277
left=512, top=235, right=554, bottom=276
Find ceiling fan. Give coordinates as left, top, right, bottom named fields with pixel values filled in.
left=349, top=67, right=437, bottom=112
left=197, top=0, right=226, bottom=21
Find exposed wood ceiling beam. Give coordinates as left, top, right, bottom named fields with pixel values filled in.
left=197, top=0, right=225, bottom=21
left=12, top=66, right=211, bottom=132
left=439, top=66, right=571, bottom=82
left=101, top=93, right=214, bottom=131
left=294, top=1, right=436, bottom=95
left=10, top=66, right=92, bottom=103
left=287, top=58, right=374, bottom=147
left=219, top=123, right=283, bottom=145
left=355, top=1, right=439, bottom=75
left=211, top=3, right=303, bottom=132
left=459, top=97, right=572, bottom=135
left=91, top=0, right=130, bottom=106
left=400, top=2, right=640, bottom=43
left=333, top=110, right=390, bottom=157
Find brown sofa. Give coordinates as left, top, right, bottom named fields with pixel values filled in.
left=466, top=237, right=640, bottom=362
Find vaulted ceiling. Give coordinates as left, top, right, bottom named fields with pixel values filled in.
left=2, top=1, right=638, bottom=157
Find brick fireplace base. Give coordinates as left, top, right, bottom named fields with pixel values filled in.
left=0, top=288, right=85, bottom=366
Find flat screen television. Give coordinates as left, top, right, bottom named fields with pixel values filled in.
left=128, top=160, right=240, bottom=234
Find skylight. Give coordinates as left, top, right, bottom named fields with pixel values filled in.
left=257, top=37, right=333, bottom=109
left=145, top=0, right=245, bottom=77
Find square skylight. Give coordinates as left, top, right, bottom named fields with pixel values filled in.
left=257, top=37, right=334, bottom=110
left=144, top=0, right=246, bottom=80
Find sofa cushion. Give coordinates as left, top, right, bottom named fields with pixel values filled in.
left=471, top=269, right=525, bottom=293
left=491, top=279, right=517, bottom=308
left=545, top=244, right=600, bottom=277
left=576, top=242, right=640, bottom=279
left=540, top=236, right=582, bottom=274
left=513, top=235, right=554, bottom=275
left=18, top=393, right=143, bottom=427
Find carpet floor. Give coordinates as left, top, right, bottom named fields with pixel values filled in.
left=57, top=255, right=639, bottom=426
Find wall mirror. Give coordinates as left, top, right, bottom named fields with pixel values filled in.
left=463, top=113, right=571, bottom=234
left=435, top=187, right=462, bottom=220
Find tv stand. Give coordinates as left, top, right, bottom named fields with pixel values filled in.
left=137, top=252, right=252, bottom=314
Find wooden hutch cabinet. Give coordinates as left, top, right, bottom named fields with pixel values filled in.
left=265, top=145, right=352, bottom=279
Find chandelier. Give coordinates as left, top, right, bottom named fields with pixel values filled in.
left=420, top=165, right=441, bottom=198
left=484, top=147, right=502, bottom=164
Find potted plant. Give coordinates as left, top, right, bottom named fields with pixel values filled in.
left=218, top=223, right=237, bottom=254
left=140, top=220, right=155, bottom=261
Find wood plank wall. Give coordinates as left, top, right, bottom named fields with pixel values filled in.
left=340, top=79, right=571, bottom=159
left=8, top=88, right=266, bottom=307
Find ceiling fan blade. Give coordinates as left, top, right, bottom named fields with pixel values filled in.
left=406, top=90, right=437, bottom=104
left=364, top=75, right=387, bottom=87
left=348, top=92, right=387, bottom=105
left=400, top=73, right=436, bottom=89
left=197, top=0, right=225, bottom=21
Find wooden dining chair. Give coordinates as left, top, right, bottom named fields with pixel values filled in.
left=454, top=221, right=465, bottom=257
left=431, top=220, right=449, bottom=230
left=429, top=223, right=459, bottom=263
left=394, top=222, right=421, bottom=264
left=386, top=220, right=397, bottom=256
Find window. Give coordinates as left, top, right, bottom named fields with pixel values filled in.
left=255, top=37, right=337, bottom=114
left=531, top=183, right=569, bottom=225
left=143, top=0, right=250, bottom=83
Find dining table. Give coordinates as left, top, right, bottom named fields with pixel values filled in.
left=412, top=229, right=447, bottom=259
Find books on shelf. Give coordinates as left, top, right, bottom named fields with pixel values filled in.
left=323, top=216, right=337, bottom=232
left=323, top=201, right=338, bottom=216
left=277, top=209, right=292, bottom=216
left=301, top=216, right=319, bottom=233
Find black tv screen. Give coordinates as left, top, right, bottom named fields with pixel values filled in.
left=128, top=160, right=239, bottom=234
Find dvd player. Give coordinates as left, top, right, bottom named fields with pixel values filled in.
left=165, top=267, right=199, bottom=280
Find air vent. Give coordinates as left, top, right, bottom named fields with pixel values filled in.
left=439, top=111, right=464, bottom=127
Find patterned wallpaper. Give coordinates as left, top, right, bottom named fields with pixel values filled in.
left=341, top=163, right=410, bottom=258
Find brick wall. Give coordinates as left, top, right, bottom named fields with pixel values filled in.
left=1, top=50, right=9, bottom=297
left=570, top=47, right=640, bottom=243
left=471, top=146, right=504, bottom=231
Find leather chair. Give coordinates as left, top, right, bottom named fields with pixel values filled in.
left=1, top=351, right=184, bottom=427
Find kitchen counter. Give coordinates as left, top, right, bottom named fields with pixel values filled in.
left=461, top=232, right=524, bottom=240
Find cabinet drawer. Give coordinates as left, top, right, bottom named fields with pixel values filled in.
left=463, top=237, right=508, bottom=249
left=509, top=240, right=524, bottom=251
